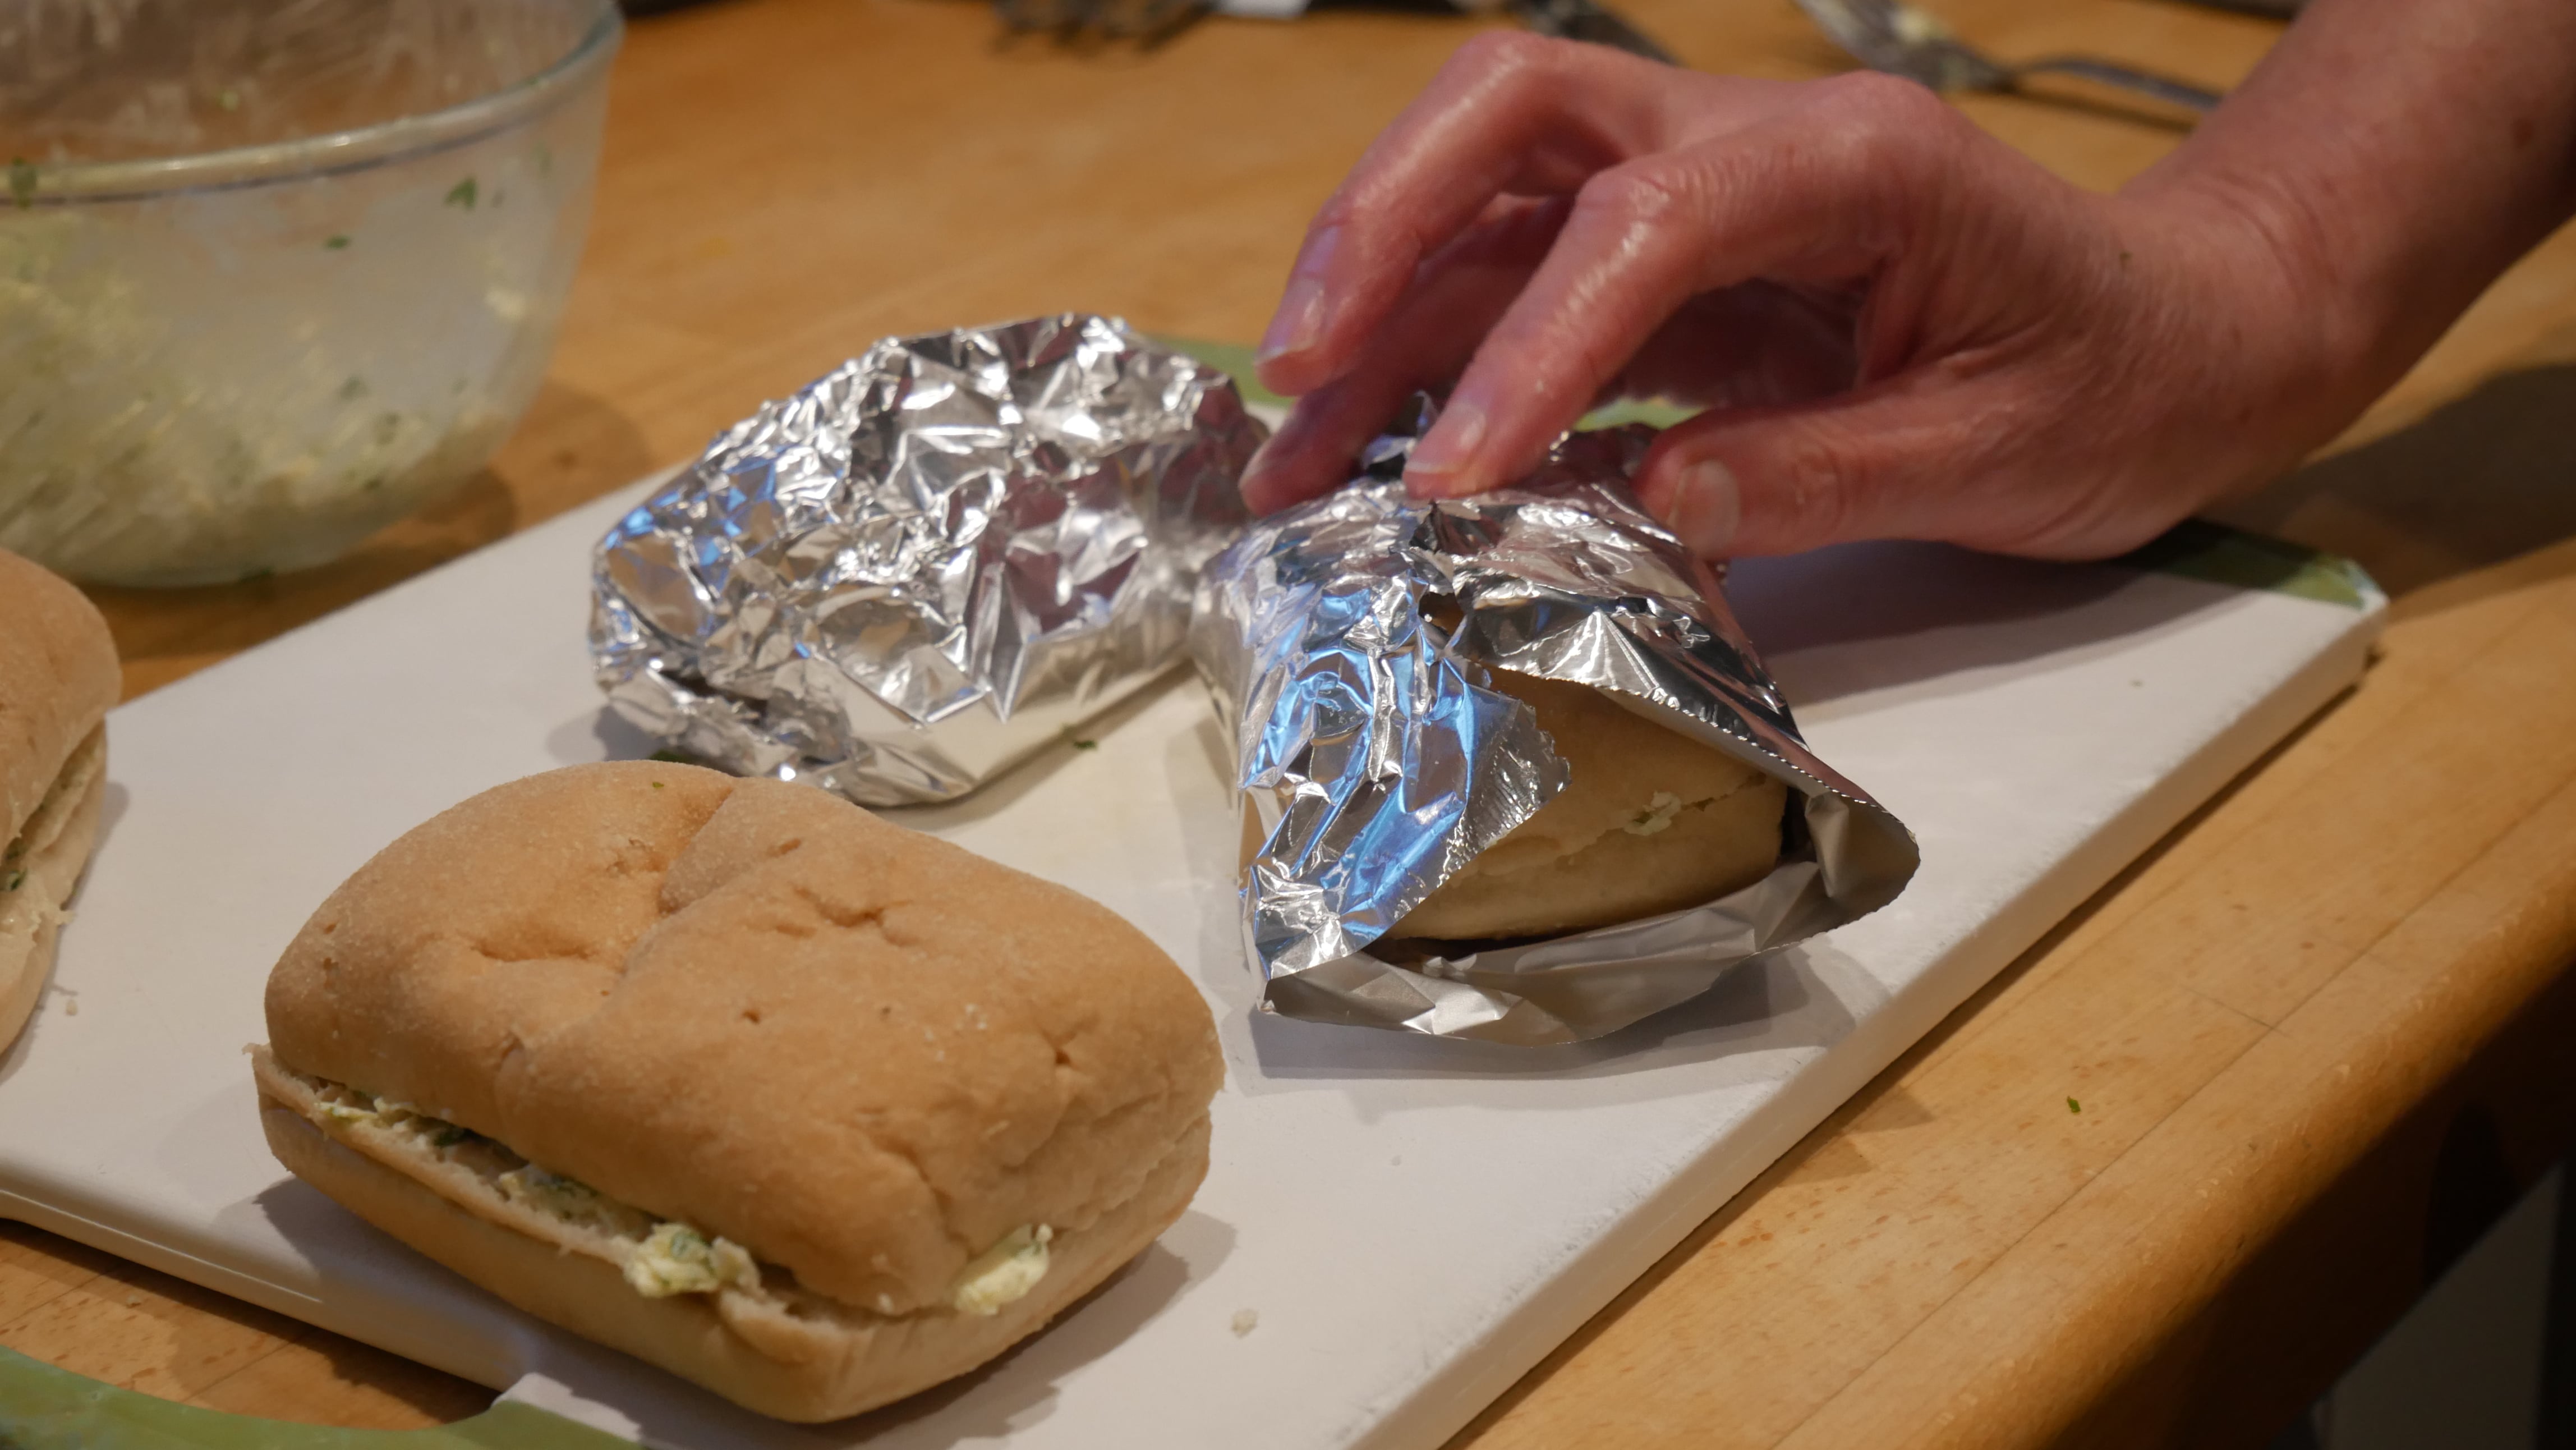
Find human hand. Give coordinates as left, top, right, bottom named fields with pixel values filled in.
left=1239, top=34, right=2365, bottom=561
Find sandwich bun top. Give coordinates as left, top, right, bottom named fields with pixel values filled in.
left=264, top=762, right=1223, bottom=1318
left=0, top=548, right=117, bottom=849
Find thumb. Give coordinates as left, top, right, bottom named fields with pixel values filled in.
left=1631, top=388, right=1971, bottom=558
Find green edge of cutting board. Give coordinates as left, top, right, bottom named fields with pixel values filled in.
left=0, top=333, right=2380, bottom=1450
left=0, top=1346, right=626, bottom=1450
left=2114, top=517, right=2381, bottom=611
left=1159, top=334, right=2382, bottom=613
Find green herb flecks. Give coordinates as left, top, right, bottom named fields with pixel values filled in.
left=2066, top=1096, right=2082, bottom=1114
left=1061, top=727, right=1099, bottom=751
left=218, top=88, right=242, bottom=111
left=445, top=177, right=479, bottom=210
left=650, top=781, right=666, bottom=790
left=6, top=158, right=36, bottom=209
left=337, top=376, right=367, bottom=401
left=324, top=234, right=351, bottom=250
left=647, top=749, right=694, bottom=764
left=2, top=870, right=23, bottom=893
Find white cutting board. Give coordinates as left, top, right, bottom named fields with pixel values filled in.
left=0, top=475, right=2377, bottom=1450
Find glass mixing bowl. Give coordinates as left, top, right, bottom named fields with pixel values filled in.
left=0, top=0, right=621, bottom=586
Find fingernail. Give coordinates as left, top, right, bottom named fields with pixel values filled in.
left=1667, top=458, right=1741, bottom=557
left=1257, top=226, right=1343, bottom=364
left=1403, top=396, right=1488, bottom=498
left=1258, top=279, right=1328, bottom=365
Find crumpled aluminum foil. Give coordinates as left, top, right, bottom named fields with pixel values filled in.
left=590, top=314, right=1262, bottom=805
left=1190, top=399, right=1920, bottom=1045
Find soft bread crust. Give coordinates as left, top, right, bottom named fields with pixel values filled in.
left=0, top=548, right=118, bottom=854
left=1393, top=673, right=1786, bottom=939
left=258, top=1084, right=1210, bottom=1422
left=261, top=761, right=1222, bottom=1416
left=0, top=727, right=105, bottom=1048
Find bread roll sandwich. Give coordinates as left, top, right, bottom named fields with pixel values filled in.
left=0, top=548, right=118, bottom=1050
left=252, top=761, right=1222, bottom=1422
left=1391, top=672, right=1787, bottom=941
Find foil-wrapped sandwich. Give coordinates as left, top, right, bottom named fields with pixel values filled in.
left=591, top=315, right=1263, bottom=805
left=1190, top=402, right=1919, bottom=1046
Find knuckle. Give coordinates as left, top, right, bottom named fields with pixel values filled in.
left=1815, top=72, right=1957, bottom=166
left=1765, top=426, right=1868, bottom=539
left=1306, top=192, right=1361, bottom=236
left=1790, top=74, right=1964, bottom=245
left=1572, top=162, right=1689, bottom=229
left=1820, top=69, right=1946, bottom=129
left=1445, top=27, right=1555, bottom=83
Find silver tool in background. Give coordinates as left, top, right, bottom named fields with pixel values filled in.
left=1795, top=0, right=2226, bottom=112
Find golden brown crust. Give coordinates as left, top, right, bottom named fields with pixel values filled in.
left=0, top=727, right=105, bottom=1049
left=1392, top=673, right=1786, bottom=939
left=262, top=762, right=1224, bottom=1318
left=0, top=549, right=118, bottom=855
left=260, top=1093, right=1209, bottom=1423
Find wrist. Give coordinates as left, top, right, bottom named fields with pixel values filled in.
left=2110, top=166, right=2395, bottom=480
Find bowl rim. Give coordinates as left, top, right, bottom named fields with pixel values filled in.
left=7, top=0, right=624, bottom=207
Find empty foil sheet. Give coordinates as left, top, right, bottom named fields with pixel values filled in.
left=590, top=315, right=1263, bottom=805
left=1190, top=401, right=1919, bottom=1044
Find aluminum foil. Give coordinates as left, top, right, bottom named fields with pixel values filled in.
left=1190, top=399, right=1919, bottom=1045
left=590, top=314, right=1262, bottom=805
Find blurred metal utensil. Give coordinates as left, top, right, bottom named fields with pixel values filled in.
left=997, top=0, right=1208, bottom=45
left=996, top=0, right=1667, bottom=57
left=1511, top=0, right=1678, bottom=65
left=1795, top=0, right=2222, bottom=112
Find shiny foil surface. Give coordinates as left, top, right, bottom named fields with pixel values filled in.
left=590, top=315, right=1263, bottom=805
left=1190, top=401, right=1920, bottom=1045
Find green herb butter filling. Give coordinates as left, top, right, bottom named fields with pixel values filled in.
left=292, top=1072, right=1054, bottom=1316
left=1622, top=791, right=1686, bottom=837
left=949, top=1225, right=1053, bottom=1316
left=625, top=1222, right=762, bottom=1300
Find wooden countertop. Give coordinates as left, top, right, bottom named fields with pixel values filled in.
left=17, top=0, right=2576, bottom=1443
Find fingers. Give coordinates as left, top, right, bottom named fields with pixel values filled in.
left=1242, top=199, right=1567, bottom=515
left=1630, top=387, right=1955, bottom=557
left=1253, top=34, right=1711, bottom=399
left=1631, top=367, right=2166, bottom=559
left=1402, top=78, right=1956, bottom=500
left=1612, top=281, right=1862, bottom=410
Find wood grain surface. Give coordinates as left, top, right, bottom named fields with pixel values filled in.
left=19, top=0, right=2576, bottom=1442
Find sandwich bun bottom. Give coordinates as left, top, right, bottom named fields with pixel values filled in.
left=1393, top=673, right=1787, bottom=940
left=0, top=726, right=106, bottom=1048
left=259, top=1090, right=1210, bottom=1424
